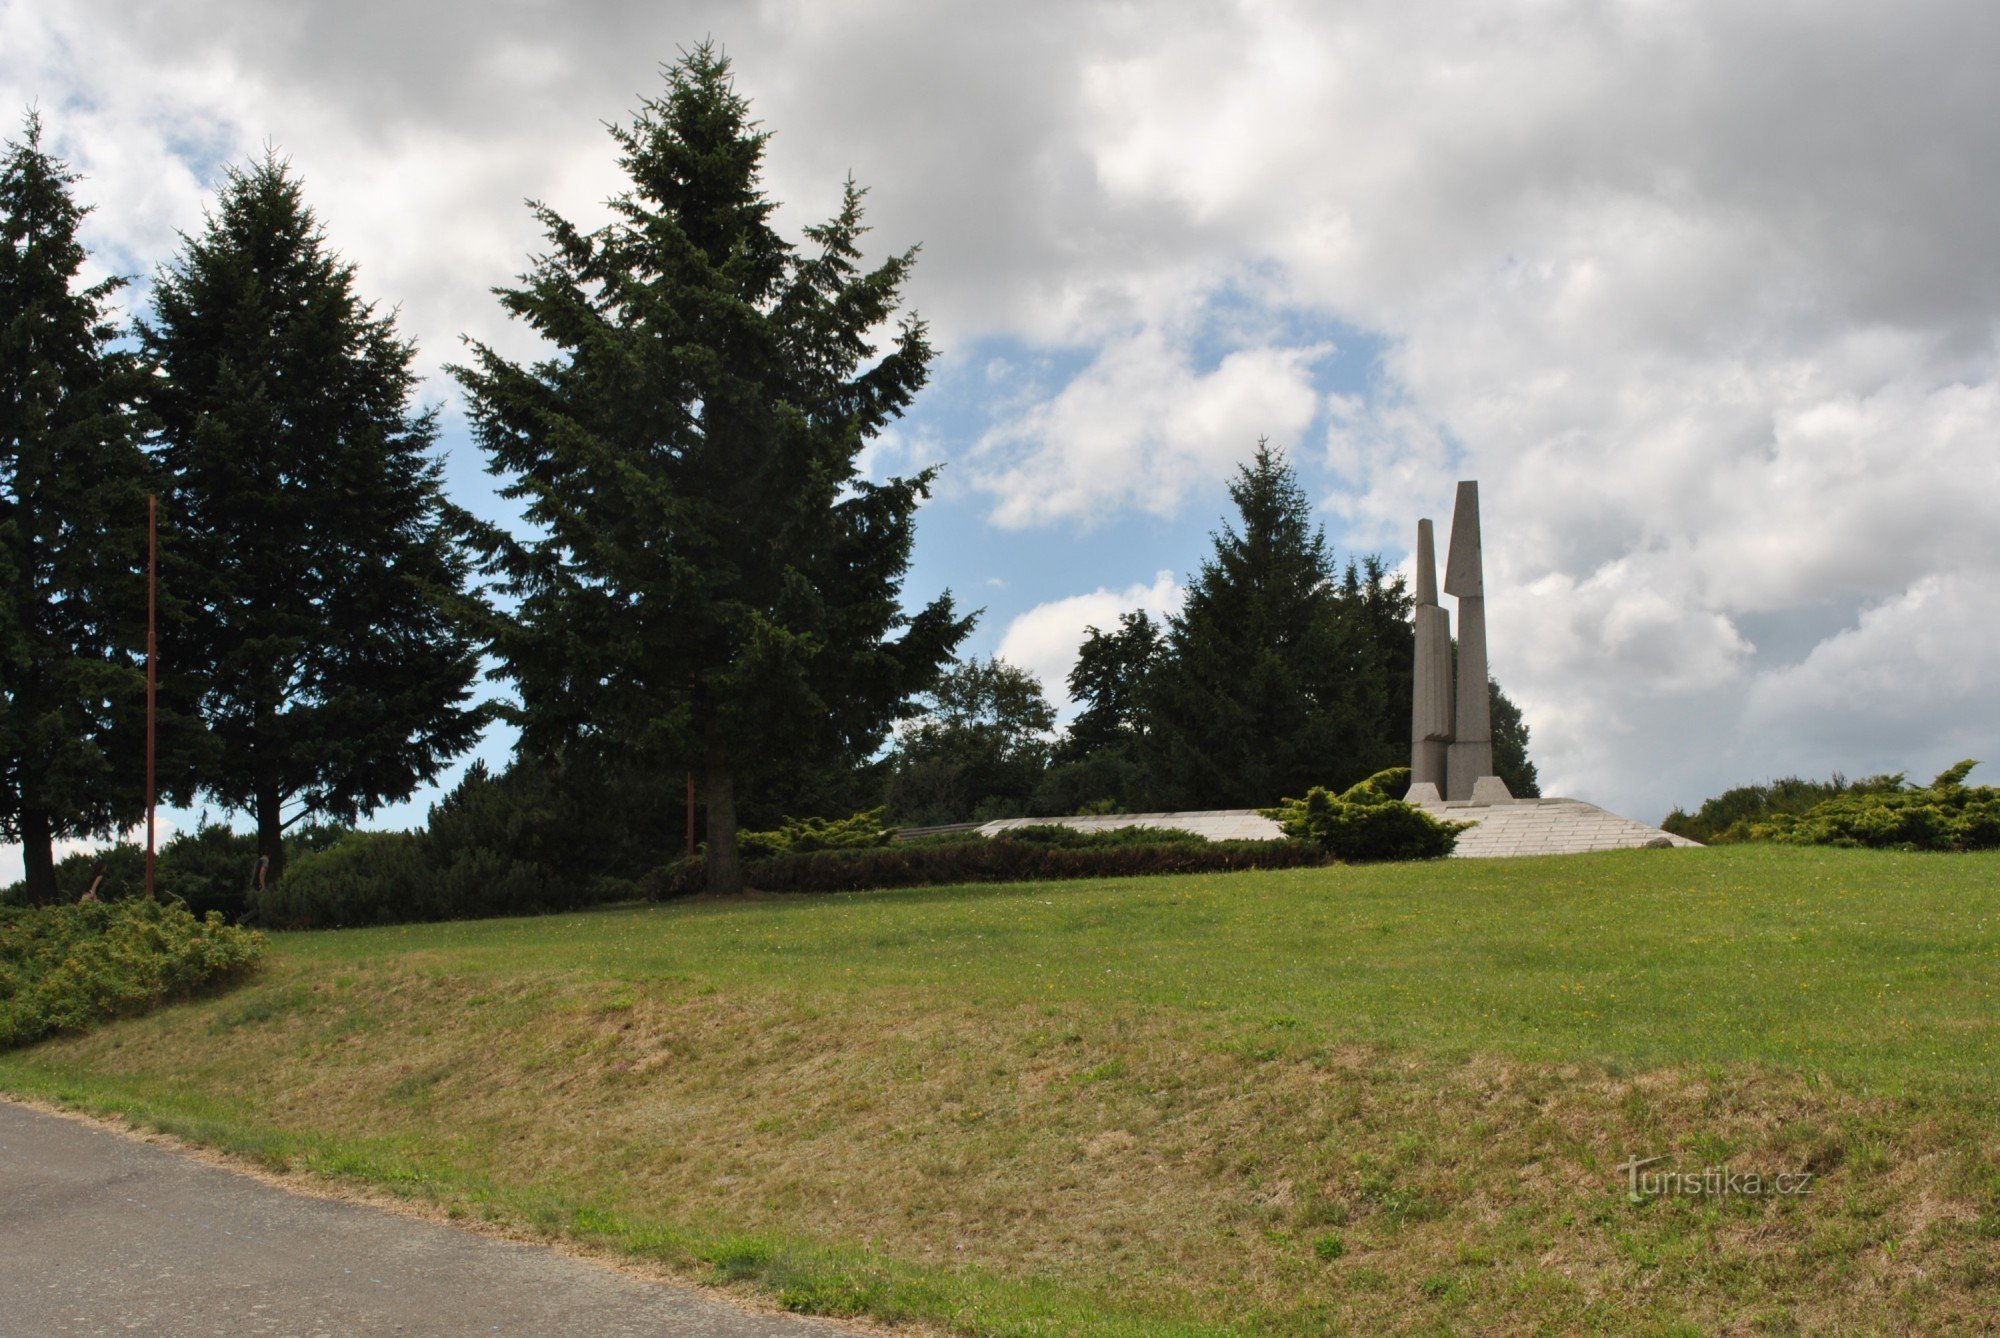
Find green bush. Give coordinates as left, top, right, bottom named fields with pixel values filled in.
left=0, top=898, right=264, bottom=1049
left=1262, top=768, right=1469, bottom=862
left=252, top=830, right=433, bottom=928
left=154, top=825, right=263, bottom=919
left=421, top=761, right=570, bottom=917
left=642, top=833, right=1325, bottom=897
left=1750, top=761, right=2000, bottom=852
left=247, top=762, right=648, bottom=930
left=1, top=824, right=338, bottom=920
left=737, top=808, right=898, bottom=860
left=1662, top=772, right=1905, bottom=844
left=991, top=823, right=1209, bottom=848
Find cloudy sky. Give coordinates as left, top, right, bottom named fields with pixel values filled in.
left=6, top=0, right=1999, bottom=875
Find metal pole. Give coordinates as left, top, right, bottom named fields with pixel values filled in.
left=145, top=494, right=158, bottom=900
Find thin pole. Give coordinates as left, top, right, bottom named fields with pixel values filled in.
left=145, top=494, right=158, bottom=900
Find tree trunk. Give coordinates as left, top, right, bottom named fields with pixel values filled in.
left=19, top=803, right=58, bottom=905
left=703, top=765, right=743, bottom=895
left=256, top=771, right=286, bottom=885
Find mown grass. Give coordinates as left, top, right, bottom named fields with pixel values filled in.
left=4, top=845, right=1999, bottom=1333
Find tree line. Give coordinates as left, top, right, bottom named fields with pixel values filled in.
left=884, top=444, right=1537, bottom=827
left=2, top=45, right=1534, bottom=906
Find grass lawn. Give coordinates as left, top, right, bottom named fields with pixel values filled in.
left=5, top=845, right=1999, bottom=1333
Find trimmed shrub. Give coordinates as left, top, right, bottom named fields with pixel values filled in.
left=0, top=899, right=263, bottom=1049
left=1263, top=768, right=1469, bottom=862
left=642, top=834, right=1325, bottom=897
left=989, top=823, right=1209, bottom=848
left=738, top=808, right=898, bottom=860
left=1750, top=761, right=2000, bottom=852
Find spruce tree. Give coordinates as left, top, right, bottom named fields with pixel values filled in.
left=454, top=46, right=969, bottom=892
left=1336, top=554, right=1415, bottom=774
left=1490, top=680, right=1540, bottom=797
left=0, top=113, right=152, bottom=904
left=141, top=155, right=487, bottom=881
left=1145, top=442, right=1382, bottom=807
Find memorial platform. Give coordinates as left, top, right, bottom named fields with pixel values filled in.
left=976, top=799, right=1700, bottom=858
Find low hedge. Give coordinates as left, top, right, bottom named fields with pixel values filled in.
left=644, top=833, right=1326, bottom=897
left=0, top=899, right=264, bottom=1050
left=983, top=823, right=1210, bottom=848
left=738, top=808, right=899, bottom=860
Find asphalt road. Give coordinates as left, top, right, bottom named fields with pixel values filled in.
left=0, top=1099, right=850, bottom=1336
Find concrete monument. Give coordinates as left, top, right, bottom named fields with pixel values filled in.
left=1407, top=518, right=1453, bottom=802
left=1410, top=481, right=1511, bottom=803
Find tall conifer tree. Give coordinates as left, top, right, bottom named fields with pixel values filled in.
left=0, top=113, right=153, bottom=903
left=1145, top=442, right=1383, bottom=807
left=455, top=46, right=969, bottom=893
left=142, top=156, right=486, bottom=880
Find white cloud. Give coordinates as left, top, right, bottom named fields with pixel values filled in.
left=995, top=570, right=1183, bottom=714
left=971, top=328, right=1326, bottom=527
left=1744, top=573, right=2000, bottom=779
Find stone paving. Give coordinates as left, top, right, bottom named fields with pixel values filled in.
left=1412, top=796, right=1703, bottom=857
left=980, top=809, right=1281, bottom=842
left=978, top=798, right=1700, bottom=858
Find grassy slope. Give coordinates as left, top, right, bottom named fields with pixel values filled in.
left=4, top=846, right=1998, bottom=1333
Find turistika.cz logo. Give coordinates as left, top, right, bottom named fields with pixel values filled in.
left=1617, top=1155, right=1814, bottom=1201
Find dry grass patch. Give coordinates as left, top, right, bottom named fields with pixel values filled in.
left=13, top=952, right=2000, bottom=1334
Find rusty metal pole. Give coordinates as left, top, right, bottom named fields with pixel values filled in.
left=145, top=494, right=158, bottom=900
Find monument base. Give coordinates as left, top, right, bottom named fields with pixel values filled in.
left=1411, top=739, right=1447, bottom=791
left=1446, top=740, right=1493, bottom=801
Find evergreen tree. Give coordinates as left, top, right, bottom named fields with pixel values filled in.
left=1145, top=442, right=1382, bottom=807
left=454, top=46, right=969, bottom=892
left=141, top=155, right=487, bottom=881
left=886, top=657, right=1055, bottom=825
left=1330, top=554, right=1419, bottom=777
left=0, top=112, right=152, bottom=904
left=1490, top=680, right=1540, bottom=797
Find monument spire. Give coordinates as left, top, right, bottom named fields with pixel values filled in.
left=1409, top=517, right=1453, bottom=798
left=1443, top=480, right=1502, bottom=801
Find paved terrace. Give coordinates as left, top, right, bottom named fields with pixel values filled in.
left=978, top=798, right=1700, bottom=858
